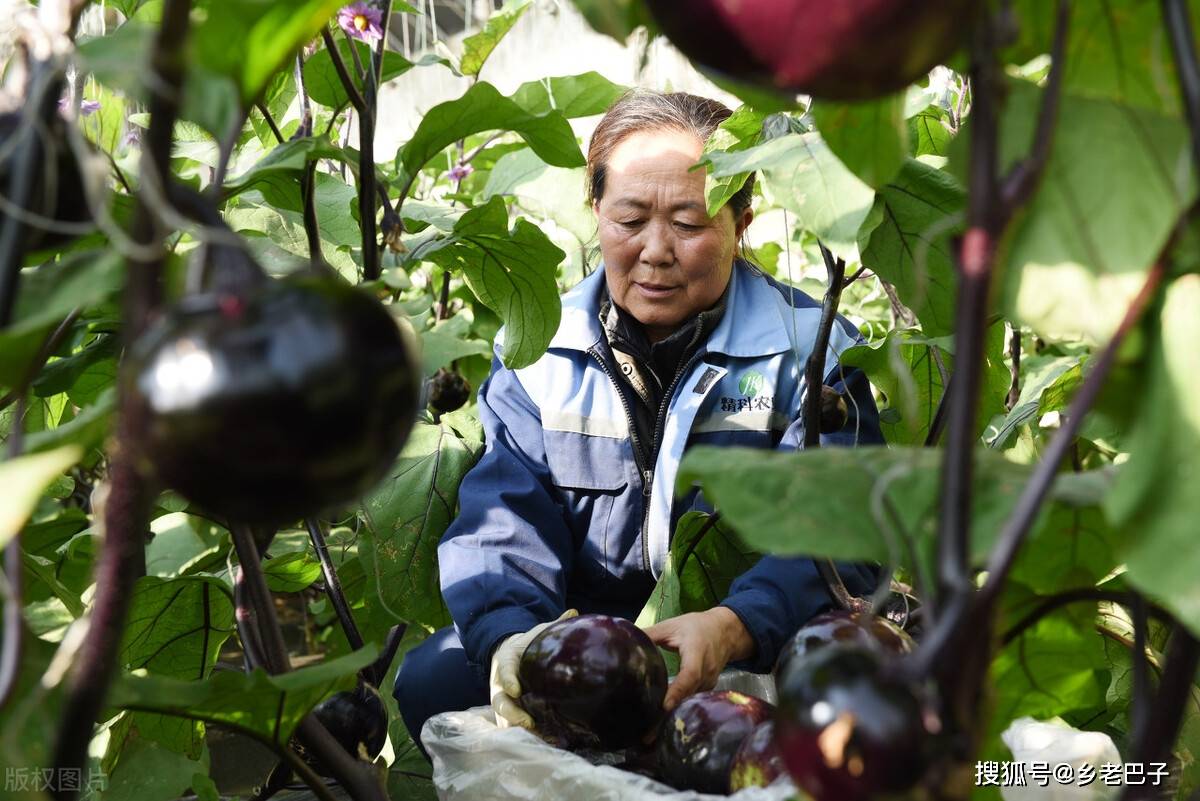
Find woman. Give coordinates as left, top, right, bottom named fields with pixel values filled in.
left=394, top=91, right=882, bottom=750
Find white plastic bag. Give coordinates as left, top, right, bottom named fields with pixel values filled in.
left=424, top=670, right=796, bottom=801
left=1000, top=717, right=1122, bottom=801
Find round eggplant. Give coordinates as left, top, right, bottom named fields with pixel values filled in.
left=729, top=719, right=786, bottom=791
left=774, top=610, right=913, bottom=682
left=656, top=689, right=774, bottom=794
left=127, top=268, right=421, bottom=525
left=518, top=614, right=668, bottom=750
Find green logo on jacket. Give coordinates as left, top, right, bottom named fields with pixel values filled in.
left=738, top=371, right=765, bottom=398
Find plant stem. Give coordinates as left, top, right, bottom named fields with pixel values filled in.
left=1119, top=626, right=1200, bottom=801
left=435, top=270, right=451, bottom=320
left=255, top=102, right=286, bottom=144
left=304, top=517, right=364, bottom=652
left=1163, top=0, right=1200, bottom=200
left=0, top=395, right=28, bottom=711
left=367, top=623, right=407, bottom=688
left=230, top=524, right=387, bottom=801
left=372, top=0, right=394, bottom=86
left=1000, top=588, right=1171, bottom=646
left=802, top=243, right=846, bottom=448
left=50, top=2, right=192, bottom=795
left=1130, top=595, right=1151, bottom=747
left=0, top=308, right=81, bottom=412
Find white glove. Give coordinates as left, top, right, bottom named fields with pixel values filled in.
left=489, top=609, right=579, bottom=730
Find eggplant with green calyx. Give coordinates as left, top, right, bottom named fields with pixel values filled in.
left=774, top=610, right=913, bottom=682
left=127, top=262, right=421, bottom=525
left=656, top=689, right=774, bottom=794
left=774, top=644, right=941, bottom=801
left=642, top=0, right=972, bottom=101
left=818, top=385, right=849, bottom=434
left=0, top=112, right=94, bottom=251
left=517, top=613, right=668, bottom=750
left=729, top=719, right=786, bottom=791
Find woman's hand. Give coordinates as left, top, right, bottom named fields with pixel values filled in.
left=643, top=607, right=755, bottom=712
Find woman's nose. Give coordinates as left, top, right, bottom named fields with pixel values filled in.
left=639, top=221, right=675, bottom=267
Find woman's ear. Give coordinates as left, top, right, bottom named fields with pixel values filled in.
left=735, top=207, right=754, bottom=239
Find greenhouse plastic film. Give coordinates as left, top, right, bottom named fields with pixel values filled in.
left=424, top=670, right=796, bottom=801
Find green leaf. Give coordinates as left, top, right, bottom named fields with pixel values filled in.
left=677, top=445, right=1110, bottom=573
left=23, top=386, right=116, bottom=454
left=460, top=0, right=532, bottom=77
left=122, top=576, right=234, bottom=682
left=146, top=513, right=229, bottom=578
left=304, top=40, right=441, bottom=109
left=1108, top=275, right=1200, bottom=637
left=861, top=158, right=964, bottom=337
left=704, top=132, right=876, bottom=261
left=424, top=198, right=565, bottom=369
left=482, top=147, right=593, bottom=243
left=908, top=106, right=953, bottom=158
left=419, top=315, right=493, bottom=378
left=22, top=553, right=85, bottom=618
left=1006, top=0, right=1194, bottom=114
left=0, top=252, right=124, bottom=389
left=991, top=616, right=1110, bottom=728
left=989, top=82, right=1196, bottom=342
left=32, top=335, right=119, bottom=398
left=697, top=105, right=765, bottom=217
left=985, top=353, right=1079, bottom=450
left=569, top=0, right=657, bottom=43
left=0, top=445, right=83, bottom=549
left=361, top=420, right=484, bottom=630
left=812, top=93, right=908, bottom=189
left=262, top=551, right=323, bottom=593
left=839, top=328, right=949, bottom=446
left=223, top=135, right=350, bottom=202
left=510, top=72, right=628, bottom=118
left=108, top=646, right=377, bottom=745
left=192, top=0, right=345, bottom=103
left=0, top=634, right=68, bottom=795
left=394, top=81, right=585, bottom=191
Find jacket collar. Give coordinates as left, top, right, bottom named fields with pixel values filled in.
left=547, top=260, right=797, bottom=358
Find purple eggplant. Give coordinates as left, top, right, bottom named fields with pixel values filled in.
left=656, top=690, right=774, bottom=794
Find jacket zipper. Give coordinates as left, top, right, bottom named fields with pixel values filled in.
left=590, top=346, right=707, bottom=573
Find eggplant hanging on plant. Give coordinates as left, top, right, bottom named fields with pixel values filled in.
left=428, top=366, right=472, bottom=414
left=641, top=0, right=973, bottom=100
left=126, top=254, right=422, bottom=526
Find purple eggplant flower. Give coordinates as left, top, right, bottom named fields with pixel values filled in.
left=79, top=99, right=102, bottom=117
left=337, top=2, right=384, bottom=45
left=447, top=163, right=474, bottom=183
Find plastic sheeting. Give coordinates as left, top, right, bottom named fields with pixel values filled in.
left=424, top=670, right=797, bottom=800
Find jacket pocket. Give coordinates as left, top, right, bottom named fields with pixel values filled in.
left=543, top=431, right=631, bottom=590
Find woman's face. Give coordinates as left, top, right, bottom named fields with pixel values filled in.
left=594, top=128, right=753, bottom=343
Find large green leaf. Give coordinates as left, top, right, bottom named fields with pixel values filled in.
left=460, top=0, right=531, bottom=77
left=1006, top=0, right=1199, bottom=115
left=108, top=646, right=376, bottom=745
left=100, top=735, right=207, bottom=801
left=908, top=106, right=954, bottom=158
left=812, top=93, right=908, bottom=189
left=839, top=328, right=949, bottom=446
left=0, top=252, right=123, bottom=389
left=223, top=135, right=351, bottom=204
left=1108, top=275, right=1200, bottom=637
left=304, top=39, right=443, bottom=109
left=705, top=131, right=876, bottom=261
left=0, top=632, right=65, bottom=797
left=482, top=147, right=593, bottom=243
left=0, top=445, right=83, bottom=549
left=423, top=198, right=565, bottom=369
left=861, top=158, right=964, bottom=337
left=419, top=315, right=493, bottom=378
left=122, top=576, right=235, bottom=680
left=361, top=420, right=484, bottom=631
left=988, top=82, right=1195, bottom=342
left=394, top=81, right=585, bottom=192
left=677, top=445, right=1111, bottom=574
left=569, top=0, right=657, bottom=43
left=991, top=616, right=1111, bottom=729
left=697, top=106, right=766, bottom=217
left=510, top=72, right=628, bottom=119
left=192, top=0, right=344, bottom=103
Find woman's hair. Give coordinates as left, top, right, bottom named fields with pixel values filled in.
left=586, top=90, right=757, bottom=218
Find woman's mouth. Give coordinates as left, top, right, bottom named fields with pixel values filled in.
left=634, top=282, right=679, bottom=299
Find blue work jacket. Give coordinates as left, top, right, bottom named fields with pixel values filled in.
left=439, top=260, right=884, bottom=676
